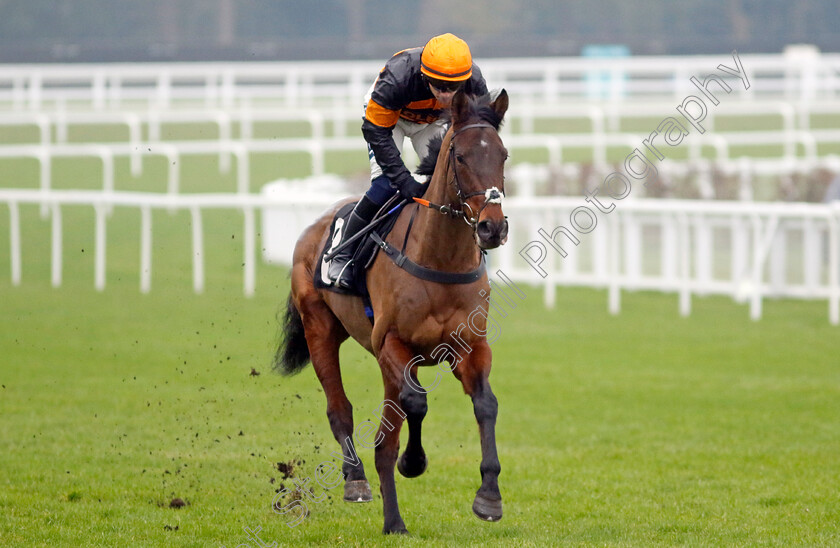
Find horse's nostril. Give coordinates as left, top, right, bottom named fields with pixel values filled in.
left=477, top=220, right=494, bottom=240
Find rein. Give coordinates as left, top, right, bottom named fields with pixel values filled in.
left=370, top=203, right=486, bottom=285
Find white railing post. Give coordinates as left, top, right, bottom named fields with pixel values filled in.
left=29, top=72, right=42, bottom=110
left=829, top=207, right=840, bottom=325
left=39, top=148, right=51, bottom=219
left=677, top=211, right=692, bottom=317
left=162, top=145, right=181, bottom=203
left=662, top=213, right=678, bottom=284
left=156, top=71, right=171, bottom=109
left=731, top=215, right=750, bottom=300
left=749, top=214, right=781, bottom=320
left=140, top=205, right=152, bottom=294
left=56, top=111, right=69, bottom=143
left=94, top=203, right=107, bottom=291
left=769, top=220, right=787, bottom=295
left=217, top=111, right=232, bottom=173
left=749, top=214, right=764, bottom=320
left=608, top=211, right=621, bottom=315
left=92, top=70, right=106, bottom=110
left=190, top=206, right=205, bottom=294
left=98, top=147, right=115, bottom=214
left=127, top=113, right=143, bottom=177
left=243, top=205, right=256, bottom=297
left=542, top=208, right=557, bottom=309
left=802, top=217, right=821, bottom=293
left=221, top=70, right=235, bottom=109
left=592, top=213, right=609, bottom=282
left=234, top=144, right=250, bottom=195
left=694, top=212, right=712, bottom=294
left=623, top=211, right=641, bottom=289
left=309, top=140, right=324, bottom=177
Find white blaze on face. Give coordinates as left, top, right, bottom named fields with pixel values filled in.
left=480, top=139, right=488, bottom=148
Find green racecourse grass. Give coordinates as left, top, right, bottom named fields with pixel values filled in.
left=1, top=119, right=840, bottom=547
left=1, top=207, right=840, bottom=547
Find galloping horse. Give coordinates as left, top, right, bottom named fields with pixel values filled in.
left=275, top=90, right=510, bottom=534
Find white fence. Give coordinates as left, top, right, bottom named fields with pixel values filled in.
left=3, top=134, right=840, bottom=208
left=7, top=99, right=840, bottom=143
left=3, top=54, right=840, bottom=323
left=4, top=96, right=840, bottom=202
left=0, top=187, right=334, bottom=296
left=2, top=51, right=840, bottom=110
left=2, top=187, right=838, bottom=324
left=500, top=197, right=840, bottom=325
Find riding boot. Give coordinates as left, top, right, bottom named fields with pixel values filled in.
left=327, top=195, right=380, bottom=289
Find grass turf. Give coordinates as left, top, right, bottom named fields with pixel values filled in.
left=1, top=205, right=839, bottom=546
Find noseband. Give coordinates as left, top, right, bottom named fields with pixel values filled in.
left=446, top=123, right=505, bottom=229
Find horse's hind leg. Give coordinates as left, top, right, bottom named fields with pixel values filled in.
left=397, top=366, right=428, bottom=478
left=298, top=293, right=372, bottom=502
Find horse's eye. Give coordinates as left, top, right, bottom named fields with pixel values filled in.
left=456, top=154, right=466, bottom=164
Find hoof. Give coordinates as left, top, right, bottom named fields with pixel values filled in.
left=472, top=493, right=503, bottom=522
left=343, top=479, right=372, bottom=503
left=397, top=451, right=427, bottom=478
left=383, top=524, right=409, bottom=535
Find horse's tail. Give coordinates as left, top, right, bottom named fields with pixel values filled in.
left=274, top=294, right=311, bottom=376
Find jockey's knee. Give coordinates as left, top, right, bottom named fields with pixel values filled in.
left=365, top=174, right=396, bottom=205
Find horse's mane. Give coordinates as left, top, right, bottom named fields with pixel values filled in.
left=416, top=93, right=504, bottom=177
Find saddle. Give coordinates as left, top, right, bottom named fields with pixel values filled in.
left=314, top=199, right=488, bottom=323
left=313, top=201, right=401, bottom=321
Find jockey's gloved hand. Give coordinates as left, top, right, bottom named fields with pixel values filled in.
left=395, top=173, right=428, bottom=201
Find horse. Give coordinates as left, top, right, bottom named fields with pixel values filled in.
left=275, top=89, right=510, bottom=534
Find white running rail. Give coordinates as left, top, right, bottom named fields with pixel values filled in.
left=2, top=188, right=838, bottom=324
left=2, top=53, right=840, bottom=110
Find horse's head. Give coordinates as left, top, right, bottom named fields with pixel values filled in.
left=448, top=90, right=510, bottom=250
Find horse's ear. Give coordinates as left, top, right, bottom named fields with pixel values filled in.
left=491, top=89, right=509, bottom=121
left=451, top=90, right=470, bottom=123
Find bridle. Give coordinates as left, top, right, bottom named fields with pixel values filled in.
left=448, top=122, right=505, bottom=229
left=435, top=122, right=506, bottom=230
left=368, top=121, right=505, bottom=285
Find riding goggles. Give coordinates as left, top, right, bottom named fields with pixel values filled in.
left=427, top=78, right=465, bottom=93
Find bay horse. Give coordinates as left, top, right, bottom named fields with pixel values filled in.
left=275, top=90, right=510, bottom=534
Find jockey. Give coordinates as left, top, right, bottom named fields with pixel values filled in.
left=327, top=32, right=489, bottom=289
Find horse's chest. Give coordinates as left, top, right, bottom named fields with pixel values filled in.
left=395, top=296, right=485, bottom=347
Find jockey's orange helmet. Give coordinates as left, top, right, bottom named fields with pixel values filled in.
left=420, top=33, right=473, bottom=82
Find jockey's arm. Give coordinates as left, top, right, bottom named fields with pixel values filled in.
left=361, top=102, right=414, bottom=191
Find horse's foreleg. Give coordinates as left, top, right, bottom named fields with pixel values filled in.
left=298, top=295, right=371, bottom=503
left=397, top=367, right=428, bottom=478
left=374, top=331, right=413, bottom=534
left=456, top=343, right=503, bottom=522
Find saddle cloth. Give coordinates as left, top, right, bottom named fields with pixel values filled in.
left=313, top=201, right=401, bottom=320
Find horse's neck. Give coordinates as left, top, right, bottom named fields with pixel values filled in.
left=408, top=132, right=480, bottom=271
